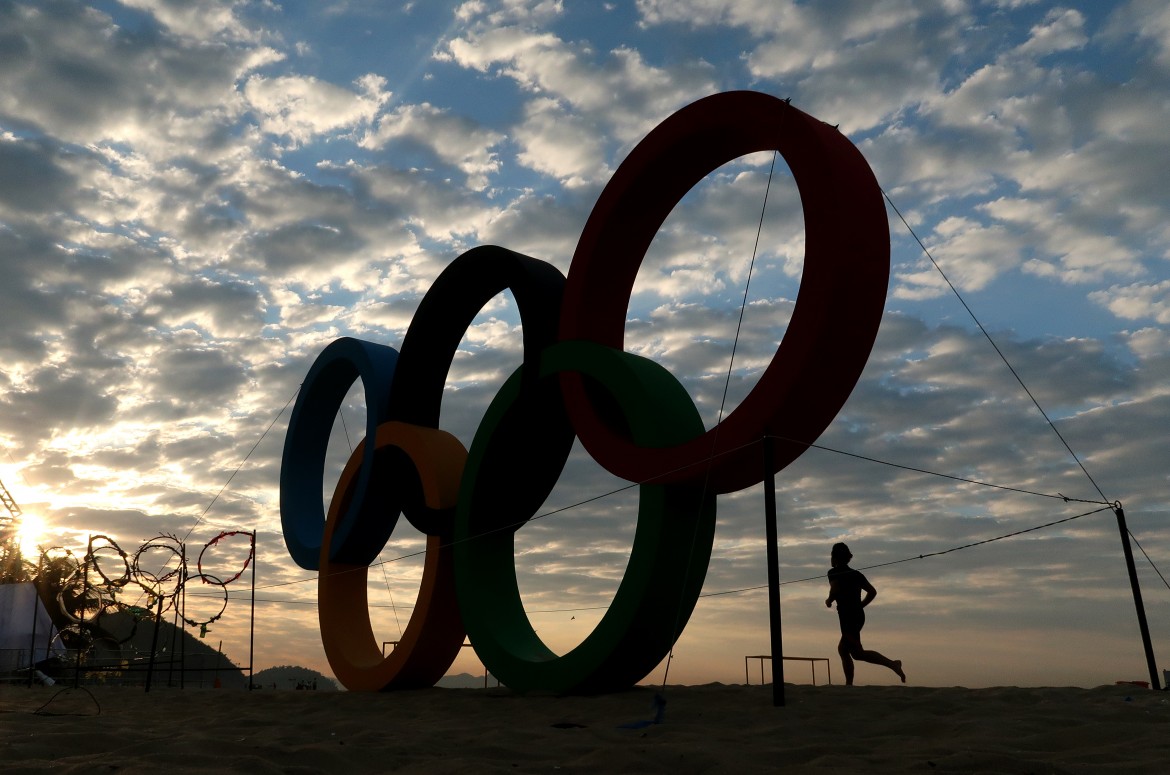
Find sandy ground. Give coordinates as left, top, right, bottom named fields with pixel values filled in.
left=1, top=682, right=1168, bottom=773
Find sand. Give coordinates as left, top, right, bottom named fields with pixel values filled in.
left=1, top=682, right=1168, bottom=773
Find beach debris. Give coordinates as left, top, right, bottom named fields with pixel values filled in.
left=618, top=692, right=667, bottom=729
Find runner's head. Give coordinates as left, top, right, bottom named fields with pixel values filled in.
left=831, top=542, right=852, bottom=566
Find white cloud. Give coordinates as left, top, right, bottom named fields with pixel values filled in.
left=0, top=3, right=283, bottom=164
left=862, top=6, right=1169, bottom=298
left=118, top=0, right=257, bottom=41
left=1106, top=0, right=1170, bottom=68
left=455, top=0, right=564, bottom=27
left=243, top=74, right=390, bottom=146
left=894, top=215, right=1023, bottom=299
left=440, top=25, right=716, bottom=151
left=1016, top=8, right=1088, bottom=56
left=983, top=197, right=1141, bottom=284
left=1089, top=280, right=1170, bottom=325
left=511, top=98, right=607, bottom=187
left=360, top=103, right=505, bottom=190
left=639, top=0, right=959, bottom=132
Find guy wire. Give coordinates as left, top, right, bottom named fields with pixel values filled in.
left=1127, top=529, right=1170, bottom=592
left=247, top=414, right=1118, bottom=597
left=662, top=149, right=779, bottom=688
left=180, top=386, right=300, bottom=545
left=882, top=190, right=1111, bottom=506
left=246, top=502, right=1118, bottom=607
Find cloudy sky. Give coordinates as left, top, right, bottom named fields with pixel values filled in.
left=3, top=0, right=1169, bottom=690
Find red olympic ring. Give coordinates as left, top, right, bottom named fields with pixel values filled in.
left=281, top=91, right=889, bottom=693
left=559, top=91, right=889, bottom=493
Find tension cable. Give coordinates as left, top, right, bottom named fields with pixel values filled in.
left=882, top=190, right=1111, bottom=505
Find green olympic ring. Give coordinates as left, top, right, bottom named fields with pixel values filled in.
left=455, top=340, right=716, bottom=694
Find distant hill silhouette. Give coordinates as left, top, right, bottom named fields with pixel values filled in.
left=32, top=611, right=493, bottom=691
left=245, top=669, right=485, bottom=690
left=251, top=665, right=339, bottom=691
left=437, top=672, right=496, bottom=689
left=38, top=610, right=249, bottom=688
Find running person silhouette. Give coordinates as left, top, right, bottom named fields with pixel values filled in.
left=825, top=542, right=906, bottom=685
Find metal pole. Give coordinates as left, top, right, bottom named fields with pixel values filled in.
left=74, top=538, right=92, bottom=689
left=1114, top=506, right=1160, bottom=689
left=145, top=593, right=164, bottom=693
left=762, top=435, right=785, bottom=706
left=176, top=538, right=187, bottom=688
left=248, top=531, right=257, bottom=691
left=175, top=576, right=185, bottom=689
left=28, top=553, right=42, bottom=688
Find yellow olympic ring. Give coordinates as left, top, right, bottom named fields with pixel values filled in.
left=317, top=422, right=467, bottom=691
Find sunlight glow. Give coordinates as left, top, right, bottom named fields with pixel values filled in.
left=16, top=512, right=47, bottom=558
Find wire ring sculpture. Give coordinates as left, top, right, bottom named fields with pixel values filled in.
left=36, top=531, right=255, bottom=657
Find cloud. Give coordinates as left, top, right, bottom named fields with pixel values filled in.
left=148, top=276, right=266, bottom=339
left=360, top=102, right=505, bottom=190
left=118, top=0, right=257, bottom=42
left=1015, top=8, right=1088, bottom=57
left=1089, top=281, right=1170, bottom=325
left=862, top=11, right=1170, bottom=298
left=638, top=0, right=960, bottom=132
left=455, top=0, right=565, bottom=28
left=0, top=369, right=119, bottom=436
left=989, top=198, right=1142, bottom=284
left=0, top=2, right=277, bottom=158
left=0, top=134, right=76, bottom=212
left=243, top=74, right=390, bottom=147
left=140, top=345, right=250, bottom=416
left=511, top=98, right=608, bottom=187
left=894, top=214, right=1023, bottom=299
left=440, top=22, right=717, bottom=177
left=1105, top=0, right=1170, bottom=68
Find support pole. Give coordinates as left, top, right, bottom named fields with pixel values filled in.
left=1114, top=506, right=1160, bottom=690
left=28, top=553, right=43, bottom=688
left=74, top=538, right=92, bottom=689
left=248, top=531, right=257, bottom=691
left=173, top=580, right=184, bottom=688
left=145, top=593, right=164, bottom=693
left=762, top=435, right=785, bottom=706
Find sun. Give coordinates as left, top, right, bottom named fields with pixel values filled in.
left=16, top=512, right=48, bottom=558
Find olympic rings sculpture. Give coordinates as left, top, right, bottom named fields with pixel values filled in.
left=280, top=91, right=890, bottom=694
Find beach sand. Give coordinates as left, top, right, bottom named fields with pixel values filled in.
left=2, top=682, right=1167, bottom=773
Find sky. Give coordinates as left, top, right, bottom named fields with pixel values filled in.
left=2, top=0, right=1170, bottom=690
